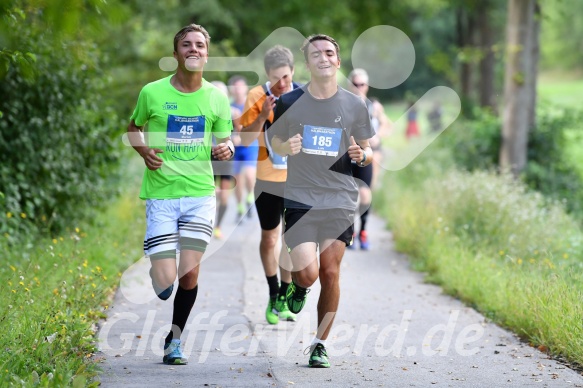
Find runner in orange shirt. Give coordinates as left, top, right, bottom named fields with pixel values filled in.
left=239, top=45, right=301, bottom=324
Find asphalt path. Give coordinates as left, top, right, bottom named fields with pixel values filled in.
left=95, top=201, right=583, bottom=387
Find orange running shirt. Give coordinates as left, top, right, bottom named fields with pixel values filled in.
left=240, top=85, right=286, bottom=182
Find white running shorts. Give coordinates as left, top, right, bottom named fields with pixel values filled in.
left=143, top=196, right=215, bottom=256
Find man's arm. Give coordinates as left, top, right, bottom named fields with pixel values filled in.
left=239, top=95, right=276, bottom=146
left=271, top=134, right=302, bottom=157
left=127, top=119, right=163, bottom=171
left=212, top=136, right=235, bottom=161
left=348, top=136, right=373, bottom=167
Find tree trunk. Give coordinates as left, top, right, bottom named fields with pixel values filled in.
left=457, top=8, right=475, bottom=100
left=527, top=2, right=541, bottom=131
left=477, top=1, right=496, bottom=112
left=500, top=0, right=537, bottom=177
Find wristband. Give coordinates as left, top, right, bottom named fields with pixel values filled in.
left=358, top=151, right=367, bottom=167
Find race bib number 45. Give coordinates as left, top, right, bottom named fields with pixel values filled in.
left=167, top=115, right=205, bottom=144
left=302, top=125, right=342, bottom=157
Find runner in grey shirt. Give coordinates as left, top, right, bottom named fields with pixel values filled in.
left=271, top=84, right=373, bottom=211
left=270, top=34, right=374, bottom=369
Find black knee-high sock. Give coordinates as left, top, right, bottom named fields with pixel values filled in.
left=266, top=274, right=279, bottom=298
left=359, top=203, right=370, bottom=232
left=279, top=281, right=290, bottom=298
left=165, top=285, right=198, bottom=344
left=216, top=203, right=227, bottom=228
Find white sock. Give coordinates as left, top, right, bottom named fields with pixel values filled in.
left=312, top=338, right=326, bottom=347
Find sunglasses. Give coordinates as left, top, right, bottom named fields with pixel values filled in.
left=352, top=82, right=367, bottom=88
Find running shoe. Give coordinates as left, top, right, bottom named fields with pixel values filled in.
left=359, top=230, right=370, bottom=251
left=236, top=203, right=245, bottom=222
left=163, top=339, right=188, bottom=365
left=265, top=296, right=279, bottom=324
left=285, top=282, right=309, bottom=314
left=346, top=233, right=356, bottom=250
left=213, top=227, right=223, bottom=239
left=307, top=343, right=330, bottom=368
left=275, top=295, right=297, bottom=321
left=149, top=268, right=174, bottom=301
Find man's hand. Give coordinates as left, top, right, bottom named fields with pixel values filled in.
left=285, top=133, right=303, bottom=156
left=259, top=95, right=277, bottom=120
left=212, top=141, right=234, bottom=161
left=348, top=136, right=364, bottom=163
left=140, top=148, right=164, bottom=171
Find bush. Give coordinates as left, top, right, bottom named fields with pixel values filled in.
left=0, top=9, right=123, bottom=240
left=377, top=159, right=583, bottom=365
left=525, top=107, right=583, bottom=217
left=439, top=105, right=583, bottom=220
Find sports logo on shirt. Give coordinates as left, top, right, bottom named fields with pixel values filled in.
left=163, top=102, right=178, bottom=110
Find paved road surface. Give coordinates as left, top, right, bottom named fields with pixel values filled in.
left=95, top=205, right=583, bottom=387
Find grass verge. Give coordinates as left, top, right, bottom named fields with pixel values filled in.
left=0, top=157, right=145, bottom=387
left=375, top=152, right=583, bottom=367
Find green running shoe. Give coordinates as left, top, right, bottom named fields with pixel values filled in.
left=163, top=339, right=188, bottom=365
left=274, top=295, right=297, bottom=321
left=285, top=282, right=309, bottom=314
left=265, top=297, right=279, bottom=325
left=308, top=343, right=330, bottom=368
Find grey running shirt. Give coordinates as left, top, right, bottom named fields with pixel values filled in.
left=270, top=85, right=374, bottom=210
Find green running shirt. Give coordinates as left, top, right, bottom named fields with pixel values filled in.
left=131, top=75, right=232, bottom=199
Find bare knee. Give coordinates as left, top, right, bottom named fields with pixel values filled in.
left=294, top=268, right=319, bottom=288
left=319, top=265, right=340, bottom=287
left=260, top=229, right=279, bottom=250
left=179, top=267, right=199, bottom=289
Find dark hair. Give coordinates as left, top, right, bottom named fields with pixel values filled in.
left=300, top=34, right=340, bottom=62
left=174, top=24, right=211, bottom=52
left=264, top=45, right=294, bottom=73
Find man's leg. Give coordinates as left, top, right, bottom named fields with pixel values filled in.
left=315, top=239, right=344, bottom=341
left=355, top=165, right=373, bottom=250
left=278, top=235, right=293, bottom=288
left=162, top=246, right=203, bottom=365
left=260, top=225, right=282, bottom=324
left=255, top=185, right=296, bottom=323
left=243, top=164, right=256, bottom=218
left=305, top=239, right=344, bottom=368
left=286, top=242, right=319, bottom=314
left=214, top=177, right=231, bottom=239
left=358, top=185, right=372, bottom=248
left=162, top=196, right=213, bottom=365
left=144, top=199, right=180, bottom=300
left=150, top=255, right=177, bottom=300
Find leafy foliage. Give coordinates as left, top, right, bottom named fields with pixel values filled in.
left=0, top=2, right=125, bottom=238
left=437, top=104, right=583, bottom=219
left=525, top=107, right=583, bottom=217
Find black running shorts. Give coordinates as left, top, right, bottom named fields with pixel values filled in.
left=284, top=207, right=355, bottom=251
left=254, top=179, right=285, bottom=231
left=351, top=162, right=373, bottom=188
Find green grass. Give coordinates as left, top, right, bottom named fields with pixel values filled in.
left=538, top=71, right=583, bottom=109
left=375, top=151, right=583, bottom=366
left=0, top=157, right=145, bottom=387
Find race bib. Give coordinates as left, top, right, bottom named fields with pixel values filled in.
left=264, top=127, right=287, bottom=169
left=166, top=115, right=205, bottom=144
left=302, top=125, right=342, bottom=157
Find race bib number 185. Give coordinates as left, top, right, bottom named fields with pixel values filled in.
left=302, top=125, right=342, bottom=157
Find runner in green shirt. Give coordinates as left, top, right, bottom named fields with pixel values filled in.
left=127, top=23, right=234, bottom=365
